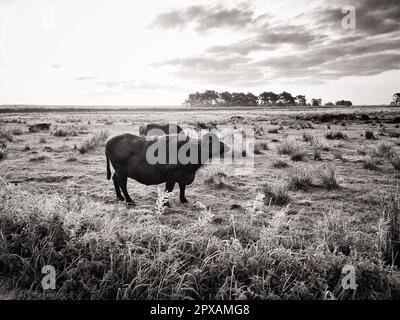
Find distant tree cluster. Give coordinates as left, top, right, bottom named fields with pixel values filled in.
left=182, top=90, right=353, bottom=108
left=392, top=93, right=400, bottom=106
left=335, top=100, right=353, bottom=107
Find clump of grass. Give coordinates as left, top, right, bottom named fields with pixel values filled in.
left=29, top=153, right=48, bottom=162
left=286, top=167, right=314, bottom=191
left=389, top=131, right=400, bottom=138
left=370, top=142, right=396, bottom=160
left=22, top=145, right=31, bottom=152
left=277, top=139, right=297, bottom=155
left=260, top=183, right=290, bottom=206
left=357, top=146, right=367, bottom=156
left=267, top=128, right=279, bottom=134
left=378, top=188, right=400, bottom=267
left=39, top=136, right=47, bottom=144
left=0, top=146, right=8, bottom=161
left=66, top=152, right=77, bottom=162
left=11, top=127, right=23, bottom=136
left=363, top=156, right=379, bottom=170
left=303, top=133, right=314, bottom=143
left=312, top=142, right=324, bottom=161
left=204, top=171, right=232, bottom=189
left=52, top=126, right=78, bottom=137
left=332, top=148, right=345, bottom=162
left=365, top=130, right=376, bottom=140
left=390, top=154, right=400, bottom=171
left=317, top=166, right=340, bottom=190
left=325, top=132, right=347, bottom=140
left=0, top=129, right=13, bottom=142
left=290, top=151, right=306, bottom=162
left=78, top=130, right=109, bottom=154
left=272, top=160, right=289, bottom=168
left=254, top=141, right=269, bottom=155
left=0, top=140, right=7, bottom=149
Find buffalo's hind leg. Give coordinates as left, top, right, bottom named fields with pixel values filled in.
left=179, top=183, right=188, bottom=203
left=119, top=176, right=135, bottom=206
left=112, top=173, right=124, bottom=201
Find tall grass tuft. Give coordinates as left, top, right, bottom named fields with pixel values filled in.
left=286, top=167, right=314, bottom=191
left=317, top=166, right=340, bottom=190
left=78, top=130, right=109, bottom=154
left=260, top=183, right=290, bottom=206
left=378, top=188, right=400, bottom=267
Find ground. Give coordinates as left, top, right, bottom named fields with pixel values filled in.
left=0, top=105, right=399, bottom=299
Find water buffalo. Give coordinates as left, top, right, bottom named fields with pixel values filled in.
left=139, top=123, right=183, bottom=136
left=105, top=133, right=228, bottom=206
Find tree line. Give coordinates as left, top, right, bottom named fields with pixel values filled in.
left=182, top=90, right=353, bottom=108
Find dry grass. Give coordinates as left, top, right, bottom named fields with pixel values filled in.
left=0, top=129, right=13, bottom=142
left=254, top=141, right=269, bottom=154
left=1, top=107, right=400, bottom=300
left=326, top=132, right=347, bottom=140
left=272, top=160, right=289, bottom=168
left=290, top=151, right=306, bottom=162
left=1, top=180, right=398, bottom=299
left=363, top=156, right=379, bottom=170
left=378, top=187, right=400, bottom=268
left=77, top=130, right=109, bottom=154
left=317, top=166, right=340, bottom=190
left=0, top=146, right=8, bottom=161
left=390, top=154, right=400, bottom=171
left=277, top=139, right=298, bottom=155
left=29, top=153, right=48, bottom=162
left=286, top=167, right=315, bottom=191
left=260, top=182, right=290, bottom=206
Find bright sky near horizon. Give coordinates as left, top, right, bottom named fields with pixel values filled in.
left=0, top=0, right=399, bottom=106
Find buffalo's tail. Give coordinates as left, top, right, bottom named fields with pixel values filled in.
left=106, top=153, right=111, bottom=180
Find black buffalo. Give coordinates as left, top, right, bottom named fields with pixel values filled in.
left=105, top=133, right=228, bottom=206
left=139, top=123, right=183, bottom=136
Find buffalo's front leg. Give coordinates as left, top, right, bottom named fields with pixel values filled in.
left=112, top=173, right=124, bottom=201
left=179, top=183, right=188, bottom=203
left=120, top=176, right=135, bottom=206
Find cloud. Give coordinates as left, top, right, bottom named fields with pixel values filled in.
left=75, top=76, right=98, bottom=81
left=51, top=64, right=62, bottom=69
left=208, top=24, right=325, bottom=55
left=154, top=55, right=251, bottom=70
left=150, top=3, right=256, bottom=31
left=96, top=80, right=181, bottom=91
left=150, top=0, right=400, bottom=87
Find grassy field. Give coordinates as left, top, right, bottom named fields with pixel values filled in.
left=0, top=105, right=400, bottom=299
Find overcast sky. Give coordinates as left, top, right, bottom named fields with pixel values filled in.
left=0, top=0, right=399, bottom=106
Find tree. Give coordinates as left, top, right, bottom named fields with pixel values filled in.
left=312, top=99, right=322, bottom=107
left=392, top=93, right=400, bottom=106
left=220, top=91, right=232, bottom=105
left=295, top=95, right=307, bottom=106
left=278, top=92, right=295, bottom=106
left=246, top=92, right=258, bottom=106
left=231, top=92, right=248, bottom=106
left=203, top=90, right=220, bottom=105
left=336, top=100, right=352, bottom=107
left=258, top=92, right=278, bottom=106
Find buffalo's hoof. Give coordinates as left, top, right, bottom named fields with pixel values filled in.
left=163, top=201, right=171, bottom=207
left=180, top=198, right=188, bottom=204
left=126, top=201, right=136, bottom=208
left=117, top=197, right=125, bottom=202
